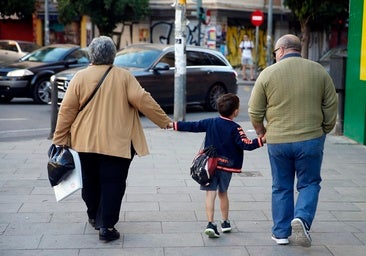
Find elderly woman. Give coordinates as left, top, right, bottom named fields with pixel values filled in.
left=53, top=36, right=172, bottom=242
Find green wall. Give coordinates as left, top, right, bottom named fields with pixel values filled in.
left=344, top=0, right=366, bottom=145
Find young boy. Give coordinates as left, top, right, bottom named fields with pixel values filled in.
left=169, top=93, right=265, bottom=238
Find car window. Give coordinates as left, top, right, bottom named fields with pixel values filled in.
left=66, top=49, right=90, bottom=63
left=24, top=47, right=72, bottom=62
left=206, top=53, right=227, bottom=66
left=18, top=42, right=39, bottom=53
left=186, top=51, right=211, bottom=66
left=114, top=48, right=161, bottom=68
left=0, top=42, right=18, bottom=52
left=159, top=52, right=175, bottom=67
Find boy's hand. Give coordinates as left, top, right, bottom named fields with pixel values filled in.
left=167, top=122, right=174, bottom=129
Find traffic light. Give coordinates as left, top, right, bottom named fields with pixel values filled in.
left=198, top=7, right=206, bottom=23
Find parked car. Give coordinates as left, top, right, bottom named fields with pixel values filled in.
left=0, top=40, right=40, bottom=65
left=318, top=46, right=347, bottom=73
left=54, top=43, right=238, bottom=111
left=0, top=44, right=90, bottom=104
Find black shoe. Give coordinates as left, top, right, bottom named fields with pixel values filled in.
left=221, top=220, right=232, bottom=233
left=204, top=222, right=220, bottom=238
left=88, top=218, right=100, bottom=230
left=271, top=234, right=289, bottom=245
left=88, top=218, right=96, bottom=227
left=99, top=228, right=120, bottom=242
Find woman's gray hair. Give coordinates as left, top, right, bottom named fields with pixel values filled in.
left=88, top=36, right=116, bottom=65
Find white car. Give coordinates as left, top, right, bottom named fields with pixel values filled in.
left=0, top=40, right=40, bottom=65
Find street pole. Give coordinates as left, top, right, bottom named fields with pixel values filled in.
left=44, top=0, right=50, bottom=45
left=196, top=0, right=202, bottom=46
left=49, top=77, right=58, bottom=139
left=174, top=0, right=187, bottom=121
left=266, top=0, right=273, bottom=66
left=255, top=25, right=259, bottom=76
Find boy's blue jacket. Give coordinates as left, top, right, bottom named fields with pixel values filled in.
left=173, top=116, right=264, bottom=173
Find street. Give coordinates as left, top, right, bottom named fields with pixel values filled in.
left=0, top=84, right=253, bottom=142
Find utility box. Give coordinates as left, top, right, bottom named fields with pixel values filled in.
left=330, top=54, right=347, bottom=92
left=330, top=54, right=347, bottom=135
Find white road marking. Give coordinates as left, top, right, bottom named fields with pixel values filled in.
left=0, top=118, right=27, bottom=121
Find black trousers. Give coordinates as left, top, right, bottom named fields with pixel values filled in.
left=79, top=149, right=134, bottom=228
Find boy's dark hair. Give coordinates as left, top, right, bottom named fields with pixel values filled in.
left=217, top=93, right=239, bottom=117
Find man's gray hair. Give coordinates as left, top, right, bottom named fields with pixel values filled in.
left=277, top=34, right=301, bottom=52
left=88, top=36, right=116, bottom=65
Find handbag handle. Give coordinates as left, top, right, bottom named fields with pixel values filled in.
left=79, top=65, right=113, bottom=111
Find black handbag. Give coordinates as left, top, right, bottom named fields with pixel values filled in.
left=47, top=66, right=113, bottom=186
left=47, top=144, right=75, bottom=186
left=190, top=145, right=217, bottom=186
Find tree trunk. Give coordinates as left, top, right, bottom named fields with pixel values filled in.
left=300, top=18, right=310, bottom=59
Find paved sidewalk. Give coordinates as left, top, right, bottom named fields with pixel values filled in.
left=0, top=123, right=366, bottom=256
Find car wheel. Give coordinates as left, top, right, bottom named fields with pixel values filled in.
left=0, top=95, right=13, bottom=103
left=33, top=77, right=51, bottom=104
left=204, top=84, right=226, bottom=111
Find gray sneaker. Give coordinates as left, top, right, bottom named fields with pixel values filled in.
left=291, top=218, right=312, bottom=247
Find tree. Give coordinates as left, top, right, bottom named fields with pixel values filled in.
left=284, top=0, right=348, bottom=58
left=57, top=0, right=150, bottom=37
left=0, top=0, right=36, bottom=19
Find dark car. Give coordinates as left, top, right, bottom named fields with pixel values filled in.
left=0, top=40, right=40, bottom=65
left=54, top=43, right=237, bottom=111
left=0, top=44, right=90, bottom=104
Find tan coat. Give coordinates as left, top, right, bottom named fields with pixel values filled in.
left=53, top=64, right=171, bottom=158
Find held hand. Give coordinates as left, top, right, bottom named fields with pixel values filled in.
left=261, top=135, right=266, bottom=144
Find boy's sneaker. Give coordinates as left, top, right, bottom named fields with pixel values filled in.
left=291, top=218, right=312, bottom=247
left=221, top=220, right=232, bottom=233
left=204, top=222, right=220, bottom=238
left=271, top=234, right=289, bottom=245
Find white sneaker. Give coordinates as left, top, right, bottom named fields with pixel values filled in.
left=291, top=218, right=312, bottom=247
left=271, top=234, right=289, bottom=245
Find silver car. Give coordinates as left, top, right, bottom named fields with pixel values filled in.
left=0, top=40, right=40, bottom=65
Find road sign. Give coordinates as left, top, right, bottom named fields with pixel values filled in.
left=251, top=10, right=264, bottom=27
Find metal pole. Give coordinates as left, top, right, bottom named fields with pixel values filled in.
left=174, top=0, right=187, bottom=121
left=255, top=25, right=259, bottom=76
left=196, top=0, right=202, bottom=46
left=49, top=77, right=58, bottom=139
left=44, top=0, right=50, bottom=45
left=266, top=0, right=273, bottom=67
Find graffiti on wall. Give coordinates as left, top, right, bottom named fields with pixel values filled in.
left=150, top=21, right=204, bottom=46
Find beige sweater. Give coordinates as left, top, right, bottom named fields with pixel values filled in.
left=248, top=54, right=338, bottom=143
left=53, top=65, right=171, bottom=158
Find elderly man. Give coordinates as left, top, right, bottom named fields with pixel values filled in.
left=248, top=34, right=338, bottom=247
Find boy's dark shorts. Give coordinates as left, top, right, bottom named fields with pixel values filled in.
left=200, top=169, right=232, bottom=192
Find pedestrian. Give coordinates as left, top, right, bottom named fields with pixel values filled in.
left=52, top=36, right=172, bottom=242
left=248, top=34, right=338, bottom=247
left=239, top=34, right=255, bottom=81
left=168, top=93, right=265, bottom=238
